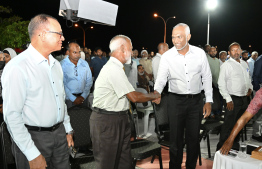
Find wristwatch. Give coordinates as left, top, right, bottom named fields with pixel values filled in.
left=67, top=130, right=74, bottom=135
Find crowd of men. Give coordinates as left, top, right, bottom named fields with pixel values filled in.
left=0, top=13, right=262, bottom=169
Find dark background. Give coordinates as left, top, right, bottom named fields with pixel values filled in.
left=1, top=0, right=262, bottom=54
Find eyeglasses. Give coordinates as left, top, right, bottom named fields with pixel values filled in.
left=45, top=31, right=64, bottom=39
left=74, top=66, right=78, bottom=76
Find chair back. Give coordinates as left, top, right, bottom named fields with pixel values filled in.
left=0, top=122, right=15, bottom=169
left=67, top=106, right=92, bottom=148
left=135, top=88, right=152, bottom=108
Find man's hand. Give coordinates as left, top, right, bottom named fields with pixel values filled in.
left=220, top=138, right=234, bottom=155
left=0, top=104, right=3, bottom=114
left=246, top=89, right=252, bottom=97
left=73, top=96, right=84, bottom=105
left=29, top=154, right=47, bottom=169
left=226, top=101, right=234, bottom=111
left=66, top=134, right=74, bottom=147
left=203, top=102, right=211, bottom=118
left=152, top=90, right=161, bottom=104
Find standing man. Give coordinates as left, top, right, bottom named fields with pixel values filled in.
left=139, top=50, right=153, bottom=80
left=152, top=42, right=169, bottom=81
left=90, top=35, right=160, bottom=169
left=204, top=44, right=211, bottom=57
left=90, top=47, right=107, bottom=81
left=154, top=23, right=212, bottom=169
left=241, top=50, right=249, bottom=62
left=132, top=49, right=140, bottom=66
left=219, top=51, right=227, bottom=66
left=216, top=42, right=253, bottom=150
left=207, top=46, right=221, bottom=118
left=247, top=51, right=258, bottom=80
left=60, top=42, right=93, bottom=109
left=1, top=14, right=74, bottom=169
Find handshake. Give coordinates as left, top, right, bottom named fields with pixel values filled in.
left=152, top=90, right=161, bottom=104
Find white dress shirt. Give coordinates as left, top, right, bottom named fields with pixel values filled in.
left=1, top=44, right=73, bottom=161
left=92, top=57, right=135, bottom=111
left=152, top=53, right=161, bottom=81
left=218, top=57, right=253, bottom=103
left=247, top=57, right=255, bottom=79
left=154, top=45, right=213, bottom=102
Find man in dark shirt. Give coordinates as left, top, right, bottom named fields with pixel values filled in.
left=90, top=47, right=107, bottom=81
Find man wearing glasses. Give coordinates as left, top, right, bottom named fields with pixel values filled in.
left=60, top=42, right=93, bottom=109
left=1, top=14, right=74, bottom=169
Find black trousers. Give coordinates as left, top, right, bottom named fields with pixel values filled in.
left=216, top=95, right=248, bottom=150
left=11, top=124, right=70, bottom=169
left=90, top=111, right=132, bottom=169
left=168, top=93, right=203, bottom=169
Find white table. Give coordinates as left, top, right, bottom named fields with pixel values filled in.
left=213, top=151, right=262, bottom=169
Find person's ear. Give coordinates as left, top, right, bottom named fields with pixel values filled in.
left=187, top=34, right=191, bottom=41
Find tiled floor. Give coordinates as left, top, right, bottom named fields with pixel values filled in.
left=135, top=116, right=255, bottom=169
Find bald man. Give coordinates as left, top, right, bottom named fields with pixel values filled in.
left=152, top=42, right=169, bottom=81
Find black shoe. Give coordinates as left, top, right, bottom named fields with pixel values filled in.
left=252, top=135, right=262, bottom=142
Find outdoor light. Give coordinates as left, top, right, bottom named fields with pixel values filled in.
left=206, top=0, right=218, bottom=10
left=153, top=13, right=176, bottom=43
left=74, top=24, right=94, bottom=47
left=91, top=26, right=94, bottom=29
left=74, top=23, right=78, bottom=27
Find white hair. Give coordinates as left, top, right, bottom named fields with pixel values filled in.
left=252, top=51, right=258, bottom=56
left=219, top=51, right=227, bottom=56
left=109, top=35, right=132, bottom=52
left=173, top=23, right=190, bottom=36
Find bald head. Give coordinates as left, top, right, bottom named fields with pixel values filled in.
left=157, top=43, right=169, bottom=55
left=109, top=35, right=132, bottom=53
left=28, top=14, right=57, bottom=40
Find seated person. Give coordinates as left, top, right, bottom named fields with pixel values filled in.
left=137, top=64, right=150, bottom=93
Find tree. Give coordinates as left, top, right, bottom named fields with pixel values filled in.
left=0, top=6, right=30, bottom=50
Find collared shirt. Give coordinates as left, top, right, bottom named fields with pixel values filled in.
left=92, top=57, right=135, bottom=111
left=207, top=56, right=220, bottom=88
left=219, top=59, right=224, bottom=66
left=1, top=44, right=73, bottom=161
left=154, top=45, right=213, bottom=102
left=132, top=57, right=140, bottom=66
left=60, top=56, right=93, bottom=101
left=152, top=53, right=162, bottom=81
left=218, top=57, right=253, bottom=103
left=90, top=56, right=107, bottom=81
left=247, top=57, right=256, bottom=79
left=139, top=58, right=153, bottom=74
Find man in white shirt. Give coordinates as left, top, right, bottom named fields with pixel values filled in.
left=216, top=42, right=253, bottom=150
left=1, top=14, right=74, bottom=169
left=152, top=42, right=169, bottom=81
left=139, top=50, right=153, bottom=80
left=219, top=51, right=227, bottom=66
left=90, top=35, right=160, bottom=169
left=247, top=51, right=258, bottom=80
left=154, top=23, right=212, bottom=169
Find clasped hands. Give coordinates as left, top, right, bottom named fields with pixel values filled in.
left=152, top=90, right=161, bottom=104
left=73, top=96, right=84, bottom=105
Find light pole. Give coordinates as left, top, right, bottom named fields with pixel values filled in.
left=154, top=13, right=176, bottom=43
left=74, top=24, right=94, bottom=47
left=206, top=0, right=218, bottom=45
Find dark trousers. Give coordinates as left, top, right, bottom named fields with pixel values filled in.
left=90, top=111, right=132, bottom=169
left=216, top=95, right=248, bottom=150
left=168, top=93, right=203, bottom=169
left=12, top=124, right=70, bottom=169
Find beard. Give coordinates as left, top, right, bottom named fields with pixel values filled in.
left=138, top=72, right=144, bottom=76
left=242, top=57, right=248, bottom=61
left=210, top=54, right=216, bottom=58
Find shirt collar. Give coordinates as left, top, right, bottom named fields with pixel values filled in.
left=109, top=56, right=123, bottom=68
left=171, top=44, right=194, bottom=55
left=64, top=57, right=86, bottom=67
left=28, top=44, right=56, bottom=65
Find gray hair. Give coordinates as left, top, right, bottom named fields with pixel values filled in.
left=109, top=35, right=132, bottom=52
left=28, top=14, right=57, bottom=40
left=219, top=51, right=227, bottom=56
left=252, top=51, right=258, bottom=56
left=141, top=50, right=148, bottom=55
left=173, top=23, right=190, bottom=35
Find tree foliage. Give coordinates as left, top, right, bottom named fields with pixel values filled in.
left=0, top=6, right=29, bottom=50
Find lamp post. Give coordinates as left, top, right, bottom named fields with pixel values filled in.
left=74, top=24, right=94, bottom=47
left=154, top=13, right=176, bottom=43
left=206, top=0, right=218, bottom=45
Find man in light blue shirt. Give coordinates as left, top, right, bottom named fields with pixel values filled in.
left=247, top=51, right=258, bottom=80
left=61, top=42, right=93, bottom=109
left=1, top=14, right=73, bottom=169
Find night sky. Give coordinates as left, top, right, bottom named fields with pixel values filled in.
left=1, top=0, right=262, bottom=54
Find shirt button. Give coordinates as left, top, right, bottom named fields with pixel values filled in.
left=53, top=82, right=54, bottom=84
left=188, top=81, right=189, bottom=82
left=186, top=73, right=188, bottom=74
left=56, top=95, right=58, bottom=97
left=185, top=64, right=186, bottom=66
left=59, top=108, right=61, bottom=110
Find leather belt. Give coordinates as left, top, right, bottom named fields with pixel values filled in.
left=171, top=93, right=201, bottom=98
left=73, top=93, right=82, bottom=97
left=25, top=122, right=63, bottom=132
left=93, top=107, right=128, bottom=115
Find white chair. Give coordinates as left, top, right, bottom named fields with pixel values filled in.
left=135, top=88, right=154, bottom=138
